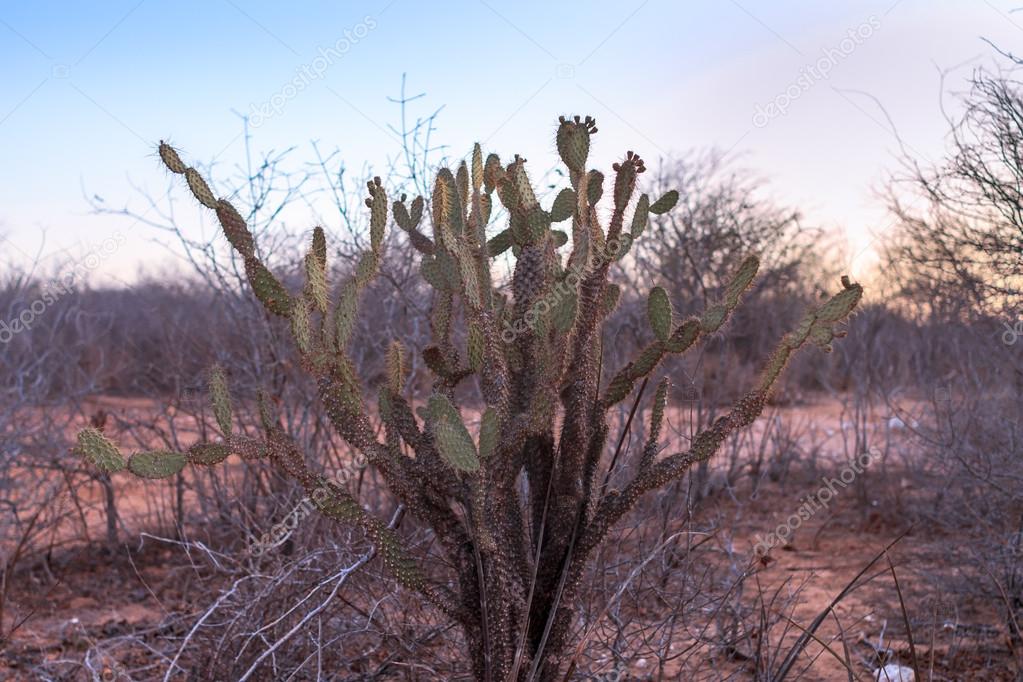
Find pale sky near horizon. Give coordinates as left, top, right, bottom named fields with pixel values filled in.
left=1, top=0, right=1021, bottom=286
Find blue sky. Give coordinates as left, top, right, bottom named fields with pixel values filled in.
left=1, top=0, right=1020, bottom=283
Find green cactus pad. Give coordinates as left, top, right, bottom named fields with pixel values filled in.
left=436, top=250, right=463, bottom=290
left=725, top=255, right=760, bottom=308
left=305, top=249, right=328, bottom=314
left=310, top=480, right=363, bottom=523
left=244, top=257, right=292, bottom=317
left=632, top=343, right=664, bottom=377
left=471, top=143, right=484, bottom=191
left=486, top=229, right=515, bottom=257
left=649, top=189, right=679, bottom=215
left=816, top=280, right=863, bottom=322
left=311, top=225, right=327, bottom=264
left=586, top=171, right=604, bottom=206
left=128, top=450, right=187, bottom=479
left=208, top=365, right=232, bottom=437
left=408, top=195, right=424, bottom=225
left=701, top=304, right=728, bottom=332
left=613, top=162, right=637, bottom=211
left=76, top=428, right=126, bottom=473
left=556, top=116, right=592, bottom=173
left=809, top=323, right=836, bottom=351
left=419, top=257, right=444, bottom=289
left=433, top=169, right=457, bottom=230
left=484, top=153, right=504, bottom=193
left=427, top=395, right=480, bottom=473
left=355, top=251, right=379, bottom=287
left=509, top=161, right=539, bottom=210
left=393, top=200, right=414, bottom=230
left=647, top=287, right=673, bottom=342
left=550, top=188, right=576, bottom=223
left=158, top=142, right=186, bottom=174
left=665, top=319, right=700, bottom=353
left=367, top=178, right=387, bottom=250
left=332, top=356, right=364, bottom=414
left=431, top=296, right=453, bottom=341
left=525, top=208, right=550, bottom=242
left=215, top=200, right=255, bottom=258
left=630, top=193, right=650, bottom=238
left=185, top=168, right=217, bottom=209
left=603, top=374, right=634, bottom=406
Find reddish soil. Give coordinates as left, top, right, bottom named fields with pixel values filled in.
left=0, top=396, right=1015, bottom=680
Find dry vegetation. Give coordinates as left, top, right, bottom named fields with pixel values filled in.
left=0, top=70, right=1021, bottom=681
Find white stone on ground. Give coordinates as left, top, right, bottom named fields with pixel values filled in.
left=872, top=663, right=915, bottom=681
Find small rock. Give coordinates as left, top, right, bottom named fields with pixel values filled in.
left=872, top=663, right=914, bottom=681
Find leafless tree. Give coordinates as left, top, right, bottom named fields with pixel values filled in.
left=885, top=63, right=1023, bottom=317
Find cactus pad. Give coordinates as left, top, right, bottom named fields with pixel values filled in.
left=630, top=193, right=650, bottom=238
left=427, top=395, right=480, bottom=473
left=128, top=450, right=187, bottom=479
left=647, top=287, right=673, bottom=341
left=158, top=141, right=186, bottom=174
left=649, top=189, right=680, bottom=215
left=76, top=428, right=125, bottom=473
left=550, top=188, right=576, bottom=223
left=209, top=365, right=232, bottom=436
left=185, top=168, right=217, bottom=208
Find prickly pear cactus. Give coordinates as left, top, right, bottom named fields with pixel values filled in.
left=128, top=450, right=187, bottom=479
left=80, top=119, right=862, bottom=682
left=76, top=428, right=125, bottom=473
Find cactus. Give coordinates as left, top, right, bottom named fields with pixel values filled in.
left=208, top=365, right=232, bottom=436
left=426, top=394, right=480, bottom=472
left=82, top=120, right=862, bottom=681
left=76, top=427, right=125, bottom=473
left=647, top=286, right=673, bottom=341
left=128, top=450, right=187, bottom=479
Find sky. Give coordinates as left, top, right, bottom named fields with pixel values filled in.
left=1, top=0, right=1021, bottom=285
